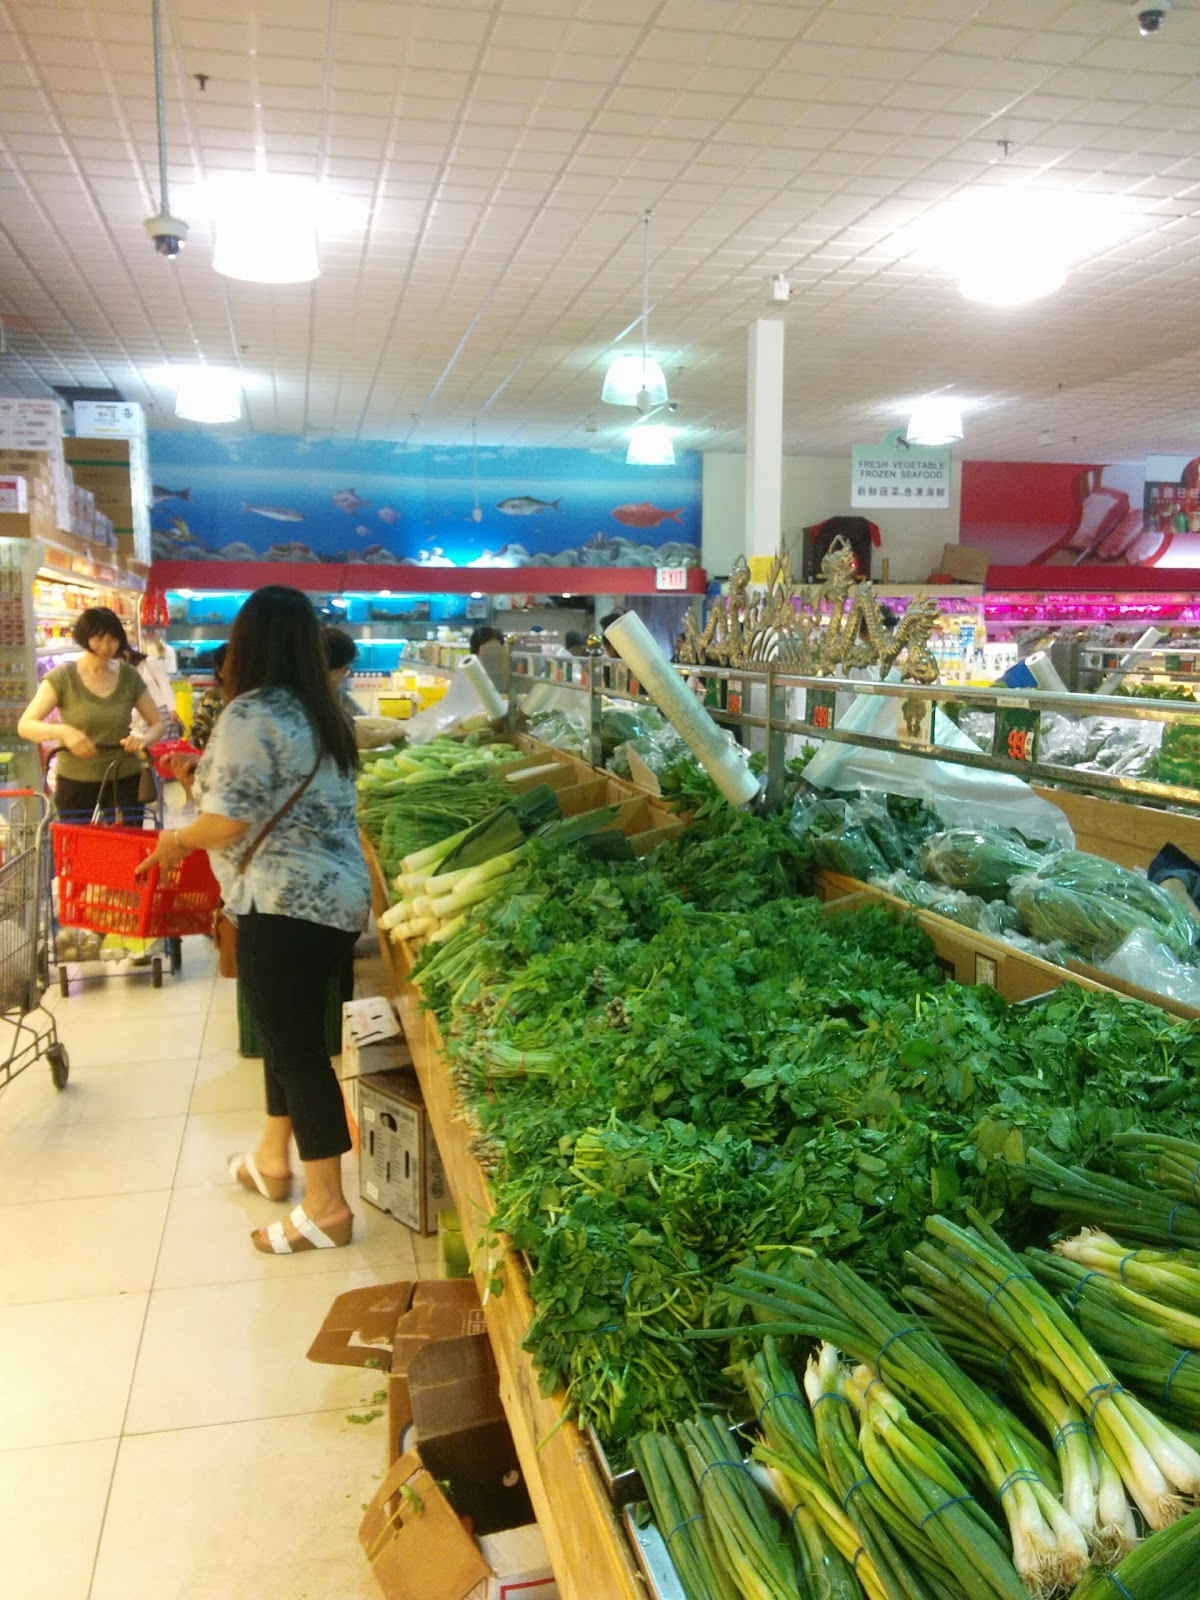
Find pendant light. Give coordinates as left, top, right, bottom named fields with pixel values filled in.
left=602, top=211, right=669, bottom=411
left=212, top=174, right=320, bottom=284
left=905, top=398, right=963, bottom=447
left=626, top=424, right=675, bottom=466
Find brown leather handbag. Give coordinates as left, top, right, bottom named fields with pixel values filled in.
left=211, top=753, right=322, bottom=978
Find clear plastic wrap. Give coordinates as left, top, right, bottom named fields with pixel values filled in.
left=956, top=710, right=996, bottom=748
left=917, top=826, right=1048, bottom=900
left=1038, top=714, right=1091, bottom=767
left=791, top=793, right=936, bottom=880
left=1101, top=928, right=1200, bottom=1008
left=607, top=722, right=690, bottom=779
left=1009, top=851, right=1200, bottom=964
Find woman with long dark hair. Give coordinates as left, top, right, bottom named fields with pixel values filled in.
left=136, top=586, right=369, bottom=1255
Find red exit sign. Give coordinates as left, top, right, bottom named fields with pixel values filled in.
left=655, top=565, right=688, bottom=591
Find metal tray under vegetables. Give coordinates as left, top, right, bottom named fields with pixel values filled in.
left=621, top=1506, right=687, bottom=1600
left=586, top=1423, right=645, bottom=1505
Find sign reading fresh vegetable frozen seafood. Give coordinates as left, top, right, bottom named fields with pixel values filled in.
left=851, top=430, right=952, bottom=510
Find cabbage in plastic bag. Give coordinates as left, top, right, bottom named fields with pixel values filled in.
left=918, top=826, right=1048, bottom=901
left=1009, top=851, right=1199, bottom=964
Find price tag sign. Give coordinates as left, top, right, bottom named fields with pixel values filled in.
left=993, top=706, right=1041, bottom=765
left=727, top=679, right=743, bottom=715
left=809, top=688, right=837, bottom=732
left=655, top=565, right=689, bottom=591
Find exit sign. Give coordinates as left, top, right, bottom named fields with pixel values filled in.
left=655, top=565, right=688, bottom=591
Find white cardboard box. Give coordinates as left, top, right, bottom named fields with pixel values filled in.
left=0, top=476, right=29, bottom=514
left=359, top=1070, right=452, bottom=1234
left=340, top=997, right=410, bottom=1081
left=470, top=1526, right=559, bottom=1600
left=73, top=399, right=146, bottom=439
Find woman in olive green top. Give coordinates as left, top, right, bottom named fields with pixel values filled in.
left=19, top=606, right=165, bottom=824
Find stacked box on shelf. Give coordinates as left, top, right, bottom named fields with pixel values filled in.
left=64, top=435, right=149, bottom=558
left=73, top=401, right=150, bottom=560
left=0, top=402, right=70, bottom=531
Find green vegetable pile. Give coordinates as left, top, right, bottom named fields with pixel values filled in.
left=410, top=800, right=1200, bottom=1449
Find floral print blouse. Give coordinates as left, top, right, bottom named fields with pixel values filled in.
left=195, top=686, right=370, bottom=934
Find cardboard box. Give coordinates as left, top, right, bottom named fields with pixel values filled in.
left=359, top=1333, right=555, bottom=1600
left=341, top=996, right=411, bottom=1081
left=935, top=543, right=989, bottom=584
left=0, top=476, right=28, bottom=514
left=307, top=1276, right=487, bottom=1455
left=359, top=1069, right=453, bottom=1234
left=73, top=399, right=145, bottom=439
left=65, top=436, right=132, bottom=467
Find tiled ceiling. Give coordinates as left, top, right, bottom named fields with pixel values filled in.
left=3, top=0, right=1200, bottom=460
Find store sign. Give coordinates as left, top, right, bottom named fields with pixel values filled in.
left=851, top=430, right=952, bottom=510
left=656, top=565, right=689, bottom=591
left=809, top=688, right=837, bottom=731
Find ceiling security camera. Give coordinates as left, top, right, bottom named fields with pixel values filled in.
left=143, top=208, right=189, bottom=257
left=1133, top=0, right=1170, bottom=35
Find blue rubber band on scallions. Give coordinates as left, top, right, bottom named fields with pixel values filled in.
left=1106, top=1577, right=1136, bottom=1600
left=1162, top=1350, right=1193, bottom=1408
left=841, top=1476, right=872, bottom=1511
left=757, top=1391, right=806, bottom=1427
left=1069, top=1271, right=1104, bottom=1311
left=665, top=1512, right=704, bottom=1545
left=873, top=1326, right=919, bottom=1377
left=997, top=1469, right=1041, bottom=1499
left=697, top=1459, right=749, bottom=1492
left=920, top=1494, right=975, bottom=1529
left=1085, top=1382, right=1127, bottom=1428
left=983, top=1271, right=1034, bottom=1321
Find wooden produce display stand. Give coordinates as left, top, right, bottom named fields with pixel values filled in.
left=1034, top=784, right=1200, bottom=875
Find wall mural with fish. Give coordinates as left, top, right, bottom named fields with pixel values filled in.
left=147, top=432, right=702, bottom=572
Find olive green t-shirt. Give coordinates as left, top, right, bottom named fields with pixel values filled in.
left=46, top=660, right=144, bottom=782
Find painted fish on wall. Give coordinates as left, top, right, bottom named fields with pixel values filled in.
left=241, top=503, right=305, bottom=523
left=332, top=489, right=369, bottom=515
left=611, top=503, right=682, bottom=529
left=496, top=496, right=561, bottom=516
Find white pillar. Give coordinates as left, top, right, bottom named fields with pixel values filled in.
left=745, top=318, right=785, bottom=561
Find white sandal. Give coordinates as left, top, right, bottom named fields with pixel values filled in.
left=228, top=1152, right=291, bottom=1203
left=252, top=1204, right=353, bottom=1255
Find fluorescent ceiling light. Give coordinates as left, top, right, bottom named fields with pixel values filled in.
left=212, top=174, right=319, bottom=284
left=175, top=368, right=241, bottom=424
left=905, top=398, right=964, bottom=447
left=626, top=424, right=675, bottom=466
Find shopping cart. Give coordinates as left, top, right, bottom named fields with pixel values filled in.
left=50, top=819, right=221, bottom=993
left=0, top=791, right=68, bottom=1093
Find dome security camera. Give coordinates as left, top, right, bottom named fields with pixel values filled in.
left=143, top=209, right=189, bottom=257
left=1133, top=0, right=1170, bottom=35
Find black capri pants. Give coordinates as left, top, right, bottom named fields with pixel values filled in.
left=236, top=908, right=358, bottom=1162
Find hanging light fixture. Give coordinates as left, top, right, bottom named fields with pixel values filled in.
left=905, top=398, right=963, bottom=447
left=626, top=424, right=675, bottom=466
left=175, top=368, right=242, bottom=424
left=142, top=0, right=188, bottom=257
left=602, top=211, right=669, bottom=411
left=212, top=174, right=319, bottom=284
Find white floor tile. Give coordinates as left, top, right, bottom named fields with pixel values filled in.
left=0, top=1191, right=169, bottom=1306
left=0, top=1059, right=196, bottom=1130
left=0, top=1437, right=118, bottom=1600
left=189, top=1053, right=265, bottom=1114
left=90, top=1412, right=382, bottom=1600
left=48, top=1009, right=207, bottom=1067
left=0, top=1115, right=186, bottom=1204
left=155, top=1184, right=416, bottom=1291
left=125, top=1268, right=395, bottom=1433
left=200, top=1009, right=242, bottom=1057
left=0, top=1293, right=147, bottom=1449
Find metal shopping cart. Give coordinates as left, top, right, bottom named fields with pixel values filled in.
left=0, top=790, right=69, bottom=1093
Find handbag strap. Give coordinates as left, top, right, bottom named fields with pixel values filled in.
left=236, top=747, right=323, bottom=877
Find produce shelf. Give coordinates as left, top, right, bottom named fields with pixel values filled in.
left=393, top=952, right=646, bottom=1600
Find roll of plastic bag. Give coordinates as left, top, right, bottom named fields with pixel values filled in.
left=461, top=654, right=506, bottom=719
left=604, top=612, right=759, bottom=806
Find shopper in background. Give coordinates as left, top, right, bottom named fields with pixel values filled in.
left=322, top=624, right=367, bottom=716
left=134, top=585, right=370, bottom=1256
left=563, top=630, right=586, bottom=657
left=170, top=644, right=227, bottom=807
left=469, top=624, right=503, bottom=655
left=125, top=643, right=179, bottom=738
left=18, top=606, right=165, bottom=824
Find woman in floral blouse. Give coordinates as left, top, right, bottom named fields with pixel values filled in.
left=137, top=586, right=370, bottom=1255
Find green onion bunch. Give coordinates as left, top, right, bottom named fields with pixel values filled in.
left=1069, top=1505, right=1200, bottom=1599
left=677, top=1415, right=801, bottom=1600
left=1021, top=1150, right=1200, bottom=1251
left=629, top=1430, right=740, bottom=1600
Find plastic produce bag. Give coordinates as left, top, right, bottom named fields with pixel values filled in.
left=1102, top=928, right=1200, bottom=1009
left=607, top=721, right=691, bottom=779
left=918, top=826, right=1049, bottom=901
left=1038, top=714, right=1091, bottom=767
left=528, top=707, right=589, bottom=758
left=802, top=673, right=1075, bottom=846
left=1009, top=851, right=1199, bottom=964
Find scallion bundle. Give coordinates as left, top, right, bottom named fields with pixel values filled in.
left=677, top=1415, right=801, bottom=1600
left=629, top=1431, right=740, bottom=1600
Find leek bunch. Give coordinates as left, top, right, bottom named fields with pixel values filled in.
left=722, top=1253, right=1089, bottom=1596
left=911, top=1213, right=1200, bottom=1535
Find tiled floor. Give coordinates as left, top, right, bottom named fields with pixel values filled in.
left=0, top=938, right=433, bottom=1600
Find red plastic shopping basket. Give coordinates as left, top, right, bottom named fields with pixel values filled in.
left=149, top=739, right=202, bottom=780
left=51, top=823, right=221, bottom=939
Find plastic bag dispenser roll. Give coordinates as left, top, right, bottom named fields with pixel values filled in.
left=604, top=612, right=759, bottom=806
left=461, top=654, right=506, bottom=720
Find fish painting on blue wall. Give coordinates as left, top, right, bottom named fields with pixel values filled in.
left=147, top=436, right=701, bottom=569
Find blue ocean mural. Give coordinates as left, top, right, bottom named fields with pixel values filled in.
left=147, top=434, right=702, bottom=569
